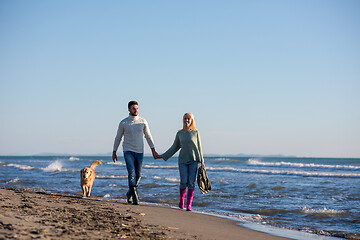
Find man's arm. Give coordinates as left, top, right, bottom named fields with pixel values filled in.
left=143, top=119, right=159, bottom=159
left=113, top=121, right=124, bottom=163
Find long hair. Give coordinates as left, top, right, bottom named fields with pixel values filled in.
left=183, top=113, right=197, bottom=131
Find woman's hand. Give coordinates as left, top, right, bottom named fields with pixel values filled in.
left=112, top=151, right=117, bottom=163
left=201, top=162, right=205, bottom=168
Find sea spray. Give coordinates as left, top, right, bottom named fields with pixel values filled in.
left=7, top=177, right=20, bottom=184
left=43, top=160, right=63, bottom=172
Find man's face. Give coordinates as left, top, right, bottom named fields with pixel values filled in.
left=129, top=104, right=139, bottom=116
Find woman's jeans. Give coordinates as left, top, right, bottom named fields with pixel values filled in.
left=179, top=161, right=199, bottom=189
left=124, top=151, right=144, bottom=187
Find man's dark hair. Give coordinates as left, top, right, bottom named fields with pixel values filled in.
left=128, top=101, right=138, bottom=109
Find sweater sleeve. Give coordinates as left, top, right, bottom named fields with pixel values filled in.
left=197, top=131, right=204, bottom=163
left=143, top=119, right=155, bottom=149
left=162, top=131, right=181, bottom=161
left=113, top=121, right=124, bottom=152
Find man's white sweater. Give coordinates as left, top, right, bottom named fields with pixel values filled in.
left=113, top=115, right=155, bottom=153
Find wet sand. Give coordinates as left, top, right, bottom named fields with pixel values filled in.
left=0, top=187, right=289, bottom=239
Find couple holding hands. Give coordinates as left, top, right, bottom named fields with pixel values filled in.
left=112, top=101, right=205, bottom=211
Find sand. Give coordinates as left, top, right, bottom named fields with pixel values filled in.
left=0, top=187, right=289, bottom=240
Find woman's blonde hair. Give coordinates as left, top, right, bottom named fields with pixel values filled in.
left=183, top=113, right=197, bottom=131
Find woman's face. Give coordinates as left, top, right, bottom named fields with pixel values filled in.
left=183, top=114, right=192, bottom=128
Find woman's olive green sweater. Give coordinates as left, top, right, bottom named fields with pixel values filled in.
left=162, top=130, right=204, bottom=164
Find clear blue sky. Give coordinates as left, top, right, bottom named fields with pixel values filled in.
left=1, top=1, right=359, bottom=157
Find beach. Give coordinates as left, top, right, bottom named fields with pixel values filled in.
left=1, top=156, right=360, bottom=239
left=0, top=187, right=289, bottom=240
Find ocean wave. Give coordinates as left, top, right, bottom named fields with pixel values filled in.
left=301, top=206, right=346, bottom=215
left=6, top=177, right=20, bottom=184
left=42, top=160, right=63, bottom=172
left=206, top=166, right=360, bottom=178
left=204, top=157, right=246, bottom=163
left=205, top=157, right=233, bottom=161
left=106, top=162, right=126, bottom=166
left=150, top=175, right=179, bottom=183
left=69, top=157, right=81, bottom=161
left=6, top=161, right=69, bottom=173
left=97, top=175, right=128, bottom=179
left=248, top=159, right=360, bottom=170
left=232, top=206, right=347, bottom=217
left=143, top=165, right=178, bottom=169
left=165, top=177, right=180, bottom=183
left=7, top=163, right=37, bottom=170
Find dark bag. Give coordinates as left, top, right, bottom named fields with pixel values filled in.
left=197, top=165, right=211, bottom=194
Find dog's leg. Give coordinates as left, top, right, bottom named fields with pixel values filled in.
left=82, top=186, right=87, bottom=198
left=87, top=184, right=92, bottom=197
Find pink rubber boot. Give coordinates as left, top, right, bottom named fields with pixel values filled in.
left=179, top=188, right=186, bottom=209
left=186, top=189, right=195, bottom=211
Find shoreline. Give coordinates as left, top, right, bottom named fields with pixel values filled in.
left=0, top=187, right=290, bottom=240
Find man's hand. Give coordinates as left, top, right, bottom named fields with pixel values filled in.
left=112, top=151, right=117, bottom=163
left=151, top=148, right=161, bottom=159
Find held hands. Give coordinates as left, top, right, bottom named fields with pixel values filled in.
left=151, top=148, right=162, bottom=159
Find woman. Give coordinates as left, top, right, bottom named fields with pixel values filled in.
left=159, top=113, right=205, bottom=211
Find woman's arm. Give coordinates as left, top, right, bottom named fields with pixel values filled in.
left=161, top=132, right=181, bottom=161
left=197, top=131, right=205, bottom=167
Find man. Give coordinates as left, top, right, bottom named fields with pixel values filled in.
left=112, top=101, right=160, bottom=205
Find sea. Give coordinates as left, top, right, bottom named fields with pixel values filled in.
left=0, top=155, right=359, bottom=240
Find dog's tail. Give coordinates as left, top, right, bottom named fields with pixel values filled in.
left=90, top=160, right=102, bottom=169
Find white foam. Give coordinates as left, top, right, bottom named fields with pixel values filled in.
left=143, top=164, right=177, bottom=169
left=302, top=206, right=345, bottom=215
left=7, top=177, right=20, bottom=183
left=106, top=162, right=126, bottom=166
left=42, top=160, right=63, bottom=172
left=97, top=175, right=127, bottom=179
left=248, top=159, right=360, bottom=170
left=206, top=166, right=360, bottom=178
left=164, top=177, right=180, bottom=183
left=69, top=157, right=80, bottom=161
left=7, top=163, right=36, bottom=170
left=150, top=176, right=179, bottom=183
left=209, top=158, right=233, bottom=161
left=104, top=194, right=111, bottom=198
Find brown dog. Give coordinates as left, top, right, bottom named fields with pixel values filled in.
left=80, top=160, right=102, bottom=198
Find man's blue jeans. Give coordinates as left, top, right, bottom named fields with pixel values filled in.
left=179, top=161, right=199, bottom=189
left=124, top=151, right=144, bottom=187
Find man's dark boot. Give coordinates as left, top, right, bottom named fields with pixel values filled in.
left=126, top=190, right=132, bottom=204
left=130, top=186, right=139, bottom=205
